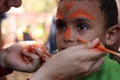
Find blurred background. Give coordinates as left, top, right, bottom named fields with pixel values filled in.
left=0, top=0, right=120, bottom=80
left=0, top=0, right=58, bottom=47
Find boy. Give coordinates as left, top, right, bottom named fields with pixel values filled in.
left=29, top=0, right=120, bottom=80
left=55, top=0, right=120, bottom=80
left=0, top=0, right=104, bottom=79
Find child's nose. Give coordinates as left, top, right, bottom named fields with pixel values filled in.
left=63, top=27, right=75, bottom=42
left=7, top=0, right=22, bottom=7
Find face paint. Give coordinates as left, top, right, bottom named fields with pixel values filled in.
left=56, top=10, right=64, bottom=19
left=77, top=38, right=120, bottom=57
left=64, top=27, right=71, bottom=39
left=63, top=1, right=76, bottom=12
left=69, top=8, right=95, bottom=20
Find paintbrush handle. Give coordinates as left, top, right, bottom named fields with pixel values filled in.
left=77, top=38, right=120, bottom=57
left=113, top=52, right=120, bottom=57
left=97, top=45, right=120, bottom=57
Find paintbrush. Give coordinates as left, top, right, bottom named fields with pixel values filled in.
left=77, top=38, right=120, bottom=57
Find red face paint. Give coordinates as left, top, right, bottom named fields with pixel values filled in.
left=23, top=44, right=51, bottom=64
left=77, top=38, right=120, bottom=57
left=69, top=8, right=95, bottom=20
left=64, top=1, right=76, bottom=12
left=56, top=10, right=64, bottom=19
left=64, top=27, right=71, bottom=39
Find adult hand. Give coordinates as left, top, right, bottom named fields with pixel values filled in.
left=30, top=38, right=105, bottom=80
left=0, top=41, right=43, bottom=72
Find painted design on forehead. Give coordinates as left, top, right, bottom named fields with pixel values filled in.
left=56, top=10, right=64, bottom=19
left=64, top=27, right=71, bottom=39
left=69, top=8, right=95, bottom=20
left=63, top=1, right=76, bottom=12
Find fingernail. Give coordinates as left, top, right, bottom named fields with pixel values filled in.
left=35, top=48, right=43, bottom=54
left=92, top=38, right=99, bottom=44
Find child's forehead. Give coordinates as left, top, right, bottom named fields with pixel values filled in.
left=58, top=0, right=100, bottom=9
left=57, top=0, right=102, bottom=19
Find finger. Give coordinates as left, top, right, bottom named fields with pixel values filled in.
left=22, top=51, right=41, bottom=72
left=70, top=38, right=100, bottom=50
left=22, top=51, right=33, bottom=58
left=34, top=48, right=47, bottom=61
left=34, top=48, right=44, bottom=56
left=29, top=53, right=41, bottom=71
left=23, top=48, right=46, bottom=64
left=22, top=51, right=36, bottom=64
left=88, top=51, right=105, bottom=61
left=85, top=57, right=104, bottom=76
left=22, top=51, right=42, bottom=62
left=85, top=38, right=100, bottom=49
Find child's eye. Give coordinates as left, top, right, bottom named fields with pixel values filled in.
left=56, top=22, right=66, bottom=31
left=77, top=23, right=88, bottom=30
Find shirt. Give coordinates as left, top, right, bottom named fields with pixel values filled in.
left=76, top=54, right=120, bottom=80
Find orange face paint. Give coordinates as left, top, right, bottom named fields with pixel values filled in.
left=23, top=44, right=52, bottom=64
left=77, top=38, right=120, bottom=57
left=64, top=27, right=71, bottom=39
left=56, top=10, right=64, bottom=19
left=63, top=1, right=76, bottom=12
left=69, top=8, right=95, bottom=20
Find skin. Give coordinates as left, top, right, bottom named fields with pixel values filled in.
left=30, top=39, right=104, bottom=80
left=0, top=0, right=22, bottom=14
left=0, top=41, right=43, bottom=72
left=63, top=1, right=76, bottom=12
left=30, top=0, right=109, bottom=80
left=56, top=0, right=119, bottom=51
left=56, top=10, right=64, bottom=20
left=64, top=27, right=71, bottom=39
left=69, top=8, right=95, bottom=20
left=1, top=0, right=119, bottom=79
left=30, top=0, right=119, bottom=80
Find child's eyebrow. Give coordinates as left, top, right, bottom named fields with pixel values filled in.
left=73, top=18, right=92, bottom=23
left=69, top=8, right=95, bottom=21
left=56, top=19, right=65, bottom=23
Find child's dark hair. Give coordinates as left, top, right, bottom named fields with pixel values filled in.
left=59, top=0, right=118, bottom=28
left=99, top=0, right=118, bottom=28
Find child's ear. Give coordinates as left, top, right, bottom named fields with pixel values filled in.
left=105, top=25, right=120, bottom=46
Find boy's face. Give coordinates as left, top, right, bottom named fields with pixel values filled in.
left=0, top=0, right=22, bottom=15
left=56, top=0, right=107, bottom=51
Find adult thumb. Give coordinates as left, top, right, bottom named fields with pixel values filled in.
left=86, top=38, right=100, bottom=49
